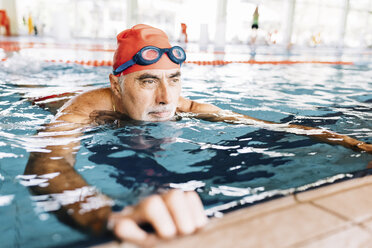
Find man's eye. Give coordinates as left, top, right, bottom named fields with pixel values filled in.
left=143, top=79, right=156, bottom=84
left=171, top=78, right=180, bottom=84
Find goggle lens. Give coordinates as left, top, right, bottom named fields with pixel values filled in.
left=172, top=48, right=185, bottom=60
left=142, top=49, right=159, bottom=61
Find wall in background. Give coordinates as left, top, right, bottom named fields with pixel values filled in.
left=1, top=0, right=371, bottom=49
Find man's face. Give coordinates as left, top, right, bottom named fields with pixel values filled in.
left=111, top=68, right=182, bottom=122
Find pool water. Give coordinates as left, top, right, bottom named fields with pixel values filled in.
left=0, top=55, right=371, bottom=247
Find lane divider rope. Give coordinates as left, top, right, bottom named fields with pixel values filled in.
left=0, top=57, right=354, bottom=66
left=184, top=60, right=354, bottom=65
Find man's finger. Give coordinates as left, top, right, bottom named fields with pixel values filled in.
left=162, top=189, right=196, bottom=235
left=137, top=195, right=177, bottom=239
left=113, top=217, right=148, bottom=243
left=185, top=191, right=208, bottom=229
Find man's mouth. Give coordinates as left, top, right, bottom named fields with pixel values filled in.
left=148, top=111, right=172, bottom=118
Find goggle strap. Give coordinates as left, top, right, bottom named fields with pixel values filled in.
left=113, top=59, right=136, bottom=75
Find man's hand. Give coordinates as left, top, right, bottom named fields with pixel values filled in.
left=357, top=142, right=372, bottom=154
left=108, top=189, right=208, bottom=246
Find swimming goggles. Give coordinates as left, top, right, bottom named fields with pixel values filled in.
left=113, top=46, right=186, bottom=75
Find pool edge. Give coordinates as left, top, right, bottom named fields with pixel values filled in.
left=91, top=174, right=372, bottom=248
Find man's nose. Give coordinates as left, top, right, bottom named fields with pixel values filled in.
left=155, top=80, right=171, bottom=105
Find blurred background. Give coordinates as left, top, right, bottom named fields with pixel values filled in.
left=0, top=0, right=371, bottom=52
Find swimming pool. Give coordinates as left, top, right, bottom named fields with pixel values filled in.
left=0, top=52, right=371, bottom=247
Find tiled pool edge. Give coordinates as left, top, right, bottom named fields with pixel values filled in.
left=92, top=174, right=372, bottom=248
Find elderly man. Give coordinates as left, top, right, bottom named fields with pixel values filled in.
left=25, top=24, right=371, bottom=247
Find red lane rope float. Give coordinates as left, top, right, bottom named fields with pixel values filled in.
left=44, top=59, right=113, bottom=66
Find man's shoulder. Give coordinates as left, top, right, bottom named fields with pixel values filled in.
left=58, top=87, right=112, bottom=121
left=76, top=87, right=112, bottom=103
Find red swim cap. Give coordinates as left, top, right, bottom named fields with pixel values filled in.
left=113, top=24, right=179, bottom=76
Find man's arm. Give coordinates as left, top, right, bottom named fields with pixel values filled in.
left=25, top=112, right=113, bottom=234
left=177, top=97, right=372, bottom=154
left=25, top=98, right=208, bottom=246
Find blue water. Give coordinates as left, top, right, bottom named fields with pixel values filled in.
left=0, top=55, right=371, bottom=247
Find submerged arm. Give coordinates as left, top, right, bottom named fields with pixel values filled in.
left=178, top=97, right=372, bottom=154
left=24, top=113, right=113, bottom=234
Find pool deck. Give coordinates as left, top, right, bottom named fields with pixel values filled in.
left=93, top=174, right=372, bottom=248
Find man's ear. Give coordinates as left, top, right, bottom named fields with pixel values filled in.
left=109, top=74, right=122, bottom=98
